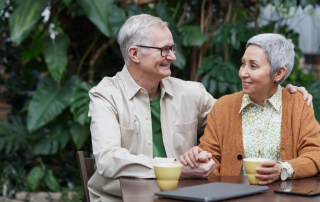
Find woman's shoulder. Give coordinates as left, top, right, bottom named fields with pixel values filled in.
left=213, top=91, right=243, bottom=113
left=282, top=87, right=306, bottom=107
left=215, top=91, right=244, bottom=106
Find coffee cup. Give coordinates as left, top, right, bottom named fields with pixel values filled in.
left=154, top=164, right=182, bottom=191
left=243, top=158, right=269, bottom=185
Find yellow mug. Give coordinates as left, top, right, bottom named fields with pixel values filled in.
left=243, top=158, right=269, bottom=185
left=154, top=164, right=182, bottom=191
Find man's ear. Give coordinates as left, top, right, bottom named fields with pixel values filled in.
left=128, top=46, right=140, bottom=64
left=273, top=67, right=287, bottom=83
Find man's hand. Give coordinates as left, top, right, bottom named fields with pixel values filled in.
left=179, top=146, right=211, bottom=168
left=286, top=84, right=313, bottom=106
left=255, top=160, right=281, bottom=185
left=174, top=158, right=215, bottom=178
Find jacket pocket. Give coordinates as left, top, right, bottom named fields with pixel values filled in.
left=173, top=119, right=198, bottom=157
left=119, top=124, right=140, bottom=155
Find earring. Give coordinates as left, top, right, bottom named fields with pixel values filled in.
left=274, top=79, right=277, bottom=84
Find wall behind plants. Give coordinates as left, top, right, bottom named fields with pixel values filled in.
left=0, top=0, right=320, bottom=198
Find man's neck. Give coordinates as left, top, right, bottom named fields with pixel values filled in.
left=127, top=65, right=161, bottom=100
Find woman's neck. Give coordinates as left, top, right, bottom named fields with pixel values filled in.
left=249, top=85, right=278, bottom=106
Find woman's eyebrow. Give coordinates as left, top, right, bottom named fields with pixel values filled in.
left=249, top=59, right=259, bottom=63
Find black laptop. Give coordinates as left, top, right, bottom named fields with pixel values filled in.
left=154, top=182, right=269, bottom=201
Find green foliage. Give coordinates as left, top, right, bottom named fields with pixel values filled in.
left=42, top=34, right=71, bottom=82
left=9, top=0, right=47, bottom=45
left=26, top=166, right=45, bottom=191
left=179, top=26, right=208, bottom=47
left=45, top=169, right=60, bottom=192
left=70, top=82, right=92, bottom=125
left=0, top=0, right=6, bottom=10
left=70, top=123, right=90, bottom=150
left=34, top=125, right=69, bottom=155
left=1, top=0, right=320, bottom=197
left=0, top=116, right=29, bottom=154
left=27, top=75, right=80, bottom=132
left=76, top=0, right=114, bottom=37
left=108, top=6, right=126, bottom=38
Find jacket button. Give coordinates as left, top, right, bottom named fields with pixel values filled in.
left=237, top=155, right=243, bottom=160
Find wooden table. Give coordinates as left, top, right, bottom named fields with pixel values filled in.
left=120, top=176, right=320, bottom=201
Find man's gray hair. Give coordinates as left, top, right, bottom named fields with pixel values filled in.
left=118, top=14, right=168, bottom=65
left=246, top=33, right=295, bottom=84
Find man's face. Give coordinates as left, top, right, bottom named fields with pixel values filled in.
left=139, top=26, right=176, bottom=80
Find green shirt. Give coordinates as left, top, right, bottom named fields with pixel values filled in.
left=150, top=93, right=167, bottom=158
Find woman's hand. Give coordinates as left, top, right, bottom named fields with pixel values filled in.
left=179, top=146, right=212, bottom=168
left=255, top=160, right=281, bottom=185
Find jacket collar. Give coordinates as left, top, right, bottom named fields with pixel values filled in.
left=120, top=65, right=174, bottom=100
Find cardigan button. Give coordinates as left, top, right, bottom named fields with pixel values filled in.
left=237, top=155, right=243, bottom=160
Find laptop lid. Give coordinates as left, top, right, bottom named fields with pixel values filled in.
left=154, top=182, right=269, bottom=202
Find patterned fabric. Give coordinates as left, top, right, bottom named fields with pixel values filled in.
left=239, top=85, right=294, bottom=179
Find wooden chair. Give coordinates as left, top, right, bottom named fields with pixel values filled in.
left=77, top=151, right=96, bottom=202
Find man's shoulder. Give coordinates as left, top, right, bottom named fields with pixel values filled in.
left=89, top=74, right=120, bottom=97
left=163, top=76, right=206, bottom=92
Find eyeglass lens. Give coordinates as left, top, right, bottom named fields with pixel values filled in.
left=161, top=45, right=177, bottom=57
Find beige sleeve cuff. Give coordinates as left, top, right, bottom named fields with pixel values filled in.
left=281, top=161, right=295, bottom=180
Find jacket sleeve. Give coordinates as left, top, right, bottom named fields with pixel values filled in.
left=198, top=106, right=221, bottom=176
left=287, top=103, right=320, bottom=179
left=197, top=84, right=216, bottom=131
left=89, top=87, right=175, bottom=179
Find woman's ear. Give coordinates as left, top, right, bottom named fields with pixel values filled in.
left=274, top=67, right=287, bottom=83
left=128, top=46, right=140, bottom=64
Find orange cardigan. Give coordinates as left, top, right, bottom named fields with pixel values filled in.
left=199, top=88, right=320, bottom=179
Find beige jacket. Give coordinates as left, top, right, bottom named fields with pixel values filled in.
left=87, top=65, right=216, bottom=201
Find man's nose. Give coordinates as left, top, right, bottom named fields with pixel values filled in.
left=166, top=50, right=176, bottom=61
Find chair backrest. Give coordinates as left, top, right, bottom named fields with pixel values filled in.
left=77, top=151, right=96, bottom=202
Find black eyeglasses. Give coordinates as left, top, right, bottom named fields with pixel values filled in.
left=136, top=44, right=178, bottom=57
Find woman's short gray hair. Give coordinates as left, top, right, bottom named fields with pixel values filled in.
left=118, top=14, right=168, bottom=65
left=246, top=33, right=295, bottom=84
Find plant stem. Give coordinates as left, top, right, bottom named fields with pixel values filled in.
left=172, top=0, right=182, bottom=20
left=76, top=34, right=101, bottom=76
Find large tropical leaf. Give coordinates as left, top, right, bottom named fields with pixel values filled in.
left=27, top=75, right=81, bottom=132
left=0, top=116, right=29, bottom=154
left=34, top=125, right=69, bottom=155
left=179, top=26, right=207, bottom=47
left=108, top=6, right=126, bottom=38
left=70, top=82, right=92, bottom=125
left=126, top=5, right=143, bottom=17
left=155, top=2, right=186, bottom=69
left=70, top=123, right=90, bottom=149
left=45, top=169, right=61, bottom=192
left=26, top=166, right=45, bottom=191
left=41, top=34, right=71, bottom=82
left=76, top=0, right=114, bottom=37
left=9, top=0, right=47, bottom=45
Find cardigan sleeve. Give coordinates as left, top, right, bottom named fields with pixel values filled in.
left=286, top=103, right=320, bottom=179
left=198, top=107, right=221, bottom=176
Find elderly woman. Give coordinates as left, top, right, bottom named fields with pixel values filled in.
left=180, top=33, right=320, bottom=185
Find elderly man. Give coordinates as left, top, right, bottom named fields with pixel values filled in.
left=87, top=14, right=312, bottom=201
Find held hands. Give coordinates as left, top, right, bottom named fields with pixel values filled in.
left=174, top=158, right=215, bottom=178
left=255, top=160, right=281, bottom=185
left=174, top=146, right=215, bottom=178
left=179, top=146, right=212, bottom=167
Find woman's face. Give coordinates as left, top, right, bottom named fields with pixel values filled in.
left=239, top=45, right=275, bottom=100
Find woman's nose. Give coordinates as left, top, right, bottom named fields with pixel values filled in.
left=239, top=66, right=249, bottom=78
